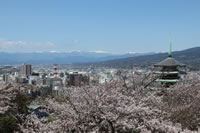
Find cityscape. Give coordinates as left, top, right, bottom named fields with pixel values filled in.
left=1, top=1, right=200, bottom=133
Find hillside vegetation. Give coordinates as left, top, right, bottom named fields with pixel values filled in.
left=86, top=47, right=200, bottom=69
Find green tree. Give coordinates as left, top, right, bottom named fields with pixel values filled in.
left=13, top=92, right=31, bottom=114
left=0, top=114, right=18, bottom=133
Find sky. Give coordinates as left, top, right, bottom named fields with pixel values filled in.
left=0, top=0, right=200, bottom=53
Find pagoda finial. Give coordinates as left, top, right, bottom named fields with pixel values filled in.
left=168, top=40, right=172, bottom=57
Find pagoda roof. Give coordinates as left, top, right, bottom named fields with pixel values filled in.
left=155, top=79, right=179, bottom=83
left=154, top=71, right=179, bottom=74
left=154, top=56, right=186, bottom=67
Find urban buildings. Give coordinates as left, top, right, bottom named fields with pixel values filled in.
left=21, top=64, right=32, bottom=77
left=68, top=72, right=89, bottom=86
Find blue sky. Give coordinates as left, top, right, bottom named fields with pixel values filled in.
left=0, top=0, right=200, bottom=53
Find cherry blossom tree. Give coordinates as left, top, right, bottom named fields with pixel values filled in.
left=20, top=71, right=200, bottom=132
left=1, top=70, right=200, bottom=133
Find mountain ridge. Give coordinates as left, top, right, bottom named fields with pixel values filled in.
left=83, top=47, right=200, bottom=69
left=0, top=51, right=154, bottom=65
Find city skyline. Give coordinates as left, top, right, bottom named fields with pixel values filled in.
left=0, top=0, right=200, bottom=53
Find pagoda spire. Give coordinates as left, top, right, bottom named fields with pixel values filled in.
left=168, top=40, right=172, bottom=57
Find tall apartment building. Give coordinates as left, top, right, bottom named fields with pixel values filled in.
left=3, top=74, right=9, bottom=83
left=68, top=73, right=89, bottom=86
left=21, top=64, right=32, bottom=77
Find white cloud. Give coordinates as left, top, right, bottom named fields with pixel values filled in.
left=49, top=50, right=59, bottom=53
left=128, top=52, right=136, bottom=54
left=94, top=50, right=108, bottom=53
left=0, top=38, right=55, bottom=52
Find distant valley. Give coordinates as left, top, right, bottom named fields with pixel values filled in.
left=0, top=51, right=154, bottom=65
left=1, top=47, right=200, bottom=70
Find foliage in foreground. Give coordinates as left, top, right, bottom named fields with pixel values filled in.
left=1, top=71, right=200, bottom=133
left=163, top=75, right=200, bottom=131
left=0, top=114, right=18, bottom=133
left=19, top=71, right=200, bottom=133
left=0, top=82, right=31, bottom=133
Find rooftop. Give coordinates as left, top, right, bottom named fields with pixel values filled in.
left=154, top=56, right=186, bottom=67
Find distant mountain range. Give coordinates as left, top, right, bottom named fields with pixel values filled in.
left=0, top=51, right=154, bottom=65
left=1, top=47, right=199, bottom=69
left=85, top=47, right=200, bottom=70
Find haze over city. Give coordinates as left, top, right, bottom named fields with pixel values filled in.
left=0, top=0, right=200, bottom=53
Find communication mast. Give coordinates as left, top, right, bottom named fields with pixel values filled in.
left=53, top=64, right=57, bottom=78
